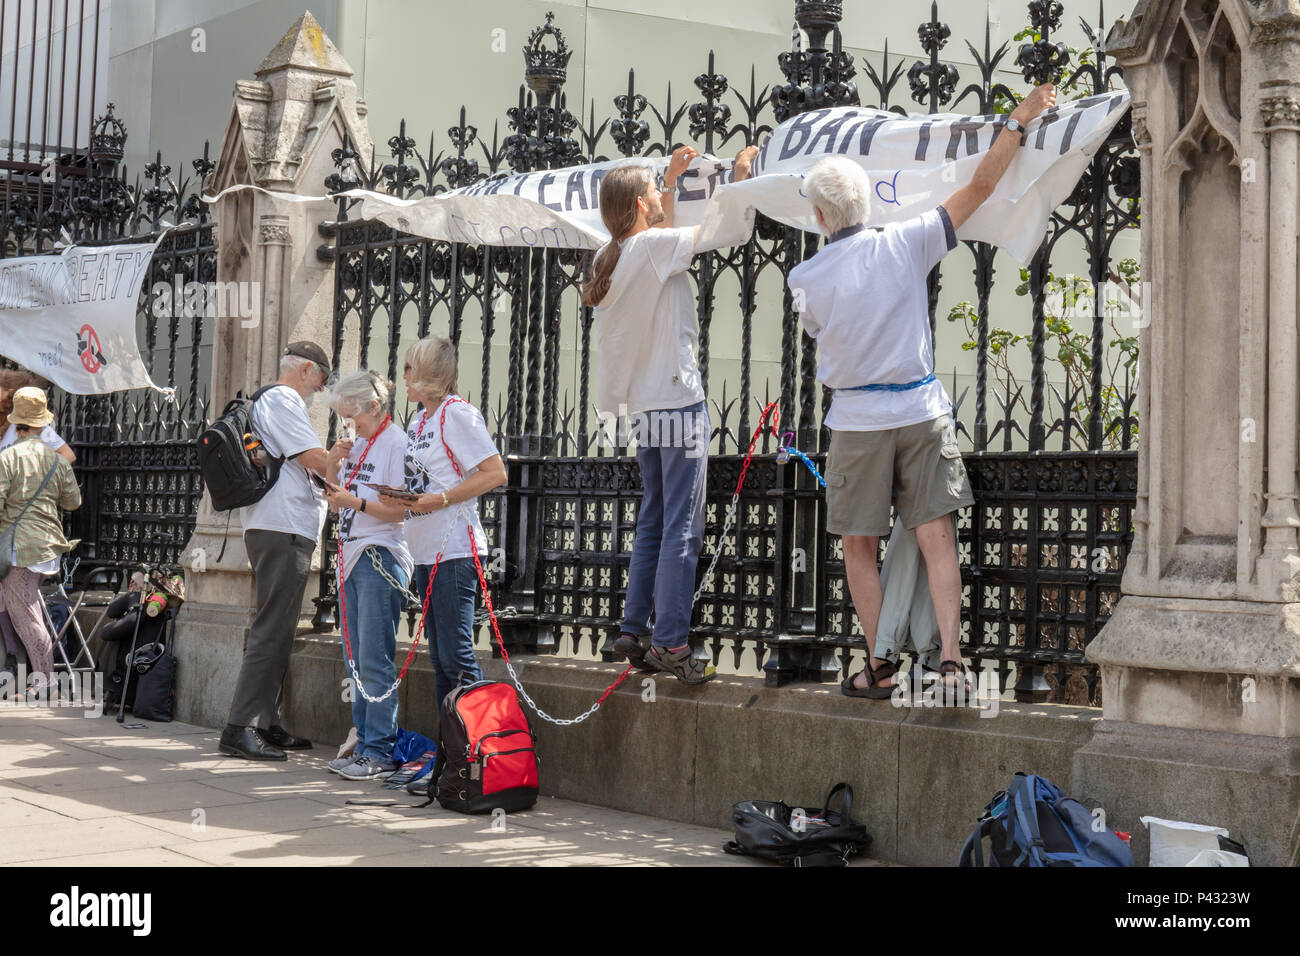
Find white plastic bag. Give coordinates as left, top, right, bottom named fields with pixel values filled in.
left=1185, top=848, right=1250, bottom=867
left=336, top=726, right=357, bottom=760
left=1140, top=816, right=1230, bottom=867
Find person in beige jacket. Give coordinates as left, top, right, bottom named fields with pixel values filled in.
left=0, top=387, right=80, bottom=691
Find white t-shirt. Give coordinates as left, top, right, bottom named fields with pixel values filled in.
left=240, top=385, right=328, bottom=540
left=0, top=424, right=65, bottom=453
left=788, top=207, right=959, bottom=431
left=404, top=397, right=500, bottom=563
left=594, top=226, right=707, bottom=417
left=334, top=421, right=413, bottom=582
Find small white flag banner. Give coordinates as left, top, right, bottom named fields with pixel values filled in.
left=203, top=90, right=1129, bottom=266
left=0, top=242, right=169, bottom=396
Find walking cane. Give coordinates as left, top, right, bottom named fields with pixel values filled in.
left=116, top=598, right=146, bottom=724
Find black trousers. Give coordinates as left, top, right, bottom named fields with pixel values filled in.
left=226, top=529, right=315, bottom=728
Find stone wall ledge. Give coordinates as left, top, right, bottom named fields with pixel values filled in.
left=272, top=634, right=1121, bottom=865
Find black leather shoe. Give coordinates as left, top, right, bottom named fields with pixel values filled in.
left=263, top=725, right=312, bottom=750
left=218, top=724, right=287, bottom=761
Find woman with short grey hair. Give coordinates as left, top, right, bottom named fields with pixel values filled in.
left=321, top=369, right=413, bottom=781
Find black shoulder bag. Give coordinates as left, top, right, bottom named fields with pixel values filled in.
left=723, top=782, right=873, bottom=867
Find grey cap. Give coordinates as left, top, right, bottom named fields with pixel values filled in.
left=284, top=341, right=331, bottom=375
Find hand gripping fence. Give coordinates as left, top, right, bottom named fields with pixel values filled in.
left=337, top=398, right=813, bottom=725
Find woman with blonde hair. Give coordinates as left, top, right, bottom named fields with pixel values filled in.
left=379, top=337, right=506, bottom=709
left=320, top=369, right=413, bottom=781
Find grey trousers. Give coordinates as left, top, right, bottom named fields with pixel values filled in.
left=873, top=512, right=961, bottom=671
left=227, top=529, right=315, bottom=728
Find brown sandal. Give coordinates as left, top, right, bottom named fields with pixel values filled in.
left=931, top=659, right=975, bottom=705
left=840, top=658, right=899, bottom=699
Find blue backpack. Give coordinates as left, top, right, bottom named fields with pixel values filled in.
left=958, top=773, right=1134, bottom=867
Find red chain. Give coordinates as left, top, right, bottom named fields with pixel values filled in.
left=337, top=397, right=781, bottom=715
left=335, top=399, right=467, bottom=694
left=733, top=401, right=781, bottom=498
left=463, top=401, right=781, bottom=717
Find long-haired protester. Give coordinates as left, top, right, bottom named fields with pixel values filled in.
left=0, top=388, right=81, bottom=695
left=378, top=338, right=506, bottom=710
left=321, top=370, right=413, bottom=781
left=582, top=144, right=758, bottom=685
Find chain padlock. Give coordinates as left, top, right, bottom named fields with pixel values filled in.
left=776, top=431, right=794, bottom=465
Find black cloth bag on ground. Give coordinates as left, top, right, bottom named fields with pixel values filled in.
left=723, top=782, right=872, bottom=867
left=129, top=611, right=177, bottom=722
left=130, top=649, right=176, bottom=721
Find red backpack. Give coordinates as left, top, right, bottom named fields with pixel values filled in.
left=428, top=681, right=539, bottom=814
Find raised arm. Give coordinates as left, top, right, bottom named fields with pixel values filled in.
left=661, top=143, right=759, bottom=247
left=941, top=83, right=1057, bottom=231
left=659, top=145, right=699, bottom=230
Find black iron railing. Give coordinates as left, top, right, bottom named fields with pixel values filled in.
left=322, top=1, right=1140, bottom=705
left=1, top=90, right=216, bottom=572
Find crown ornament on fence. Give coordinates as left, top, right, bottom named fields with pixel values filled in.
left=504, top=13, right=580, bottom=172
left=89, top=104, right=127, bottom=171
left=523, top=12, right=572, bottom=96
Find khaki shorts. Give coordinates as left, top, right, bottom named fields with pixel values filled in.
left=825, top=414, right=974, bottom=536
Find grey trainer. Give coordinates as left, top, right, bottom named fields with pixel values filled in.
left=336, top=755, right=400, bottom=781
left=327, top=754, right=355, bottom=774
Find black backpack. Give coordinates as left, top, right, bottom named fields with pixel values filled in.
left=723, top=783, right=872, bottom=867
left=198, top=385, right=285, bottom=512
left=425, top=680, right=539, bottom=814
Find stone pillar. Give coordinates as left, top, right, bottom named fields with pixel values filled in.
left=1076, top=0, right=1299, bottom=866
left=175, top=12, right=373, bottom=729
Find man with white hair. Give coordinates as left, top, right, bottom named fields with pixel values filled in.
left=220, top=341, right=337, bottom=760
left=788, top=83, right=1057, bottom=700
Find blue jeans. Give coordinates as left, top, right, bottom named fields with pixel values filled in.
left=341, top=547, right=409, bottom=760
left=413, top=558, right=484, bottom=707
left=621, top=402, right=709, bottom=648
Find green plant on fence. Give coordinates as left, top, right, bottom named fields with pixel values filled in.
left=946, top=257, right=1140, bottom=451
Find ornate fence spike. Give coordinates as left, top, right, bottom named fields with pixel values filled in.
left=1017, top=0, right=1071, bottom=85
left=908, top=2, right=960, bottom=109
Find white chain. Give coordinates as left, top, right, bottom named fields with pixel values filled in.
left=342, top=417, right=744, bottom=726
left=478, top=491, right=740, bottom=727
left=339, top=430, right=512, bottom=704
left=693, top=492, right=740, bottom=605
left=337, top=476, right=461, bottom=704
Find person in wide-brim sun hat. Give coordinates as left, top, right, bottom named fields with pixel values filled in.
left=0, top=384, right=81, bottom=694
left=7, top=387, right=55, bottom=428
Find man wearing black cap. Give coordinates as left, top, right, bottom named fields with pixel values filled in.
left=220, top=341, right=338, bottom=760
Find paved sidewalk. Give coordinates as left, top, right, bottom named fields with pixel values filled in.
left=0, top=705, right=829, bottom=867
